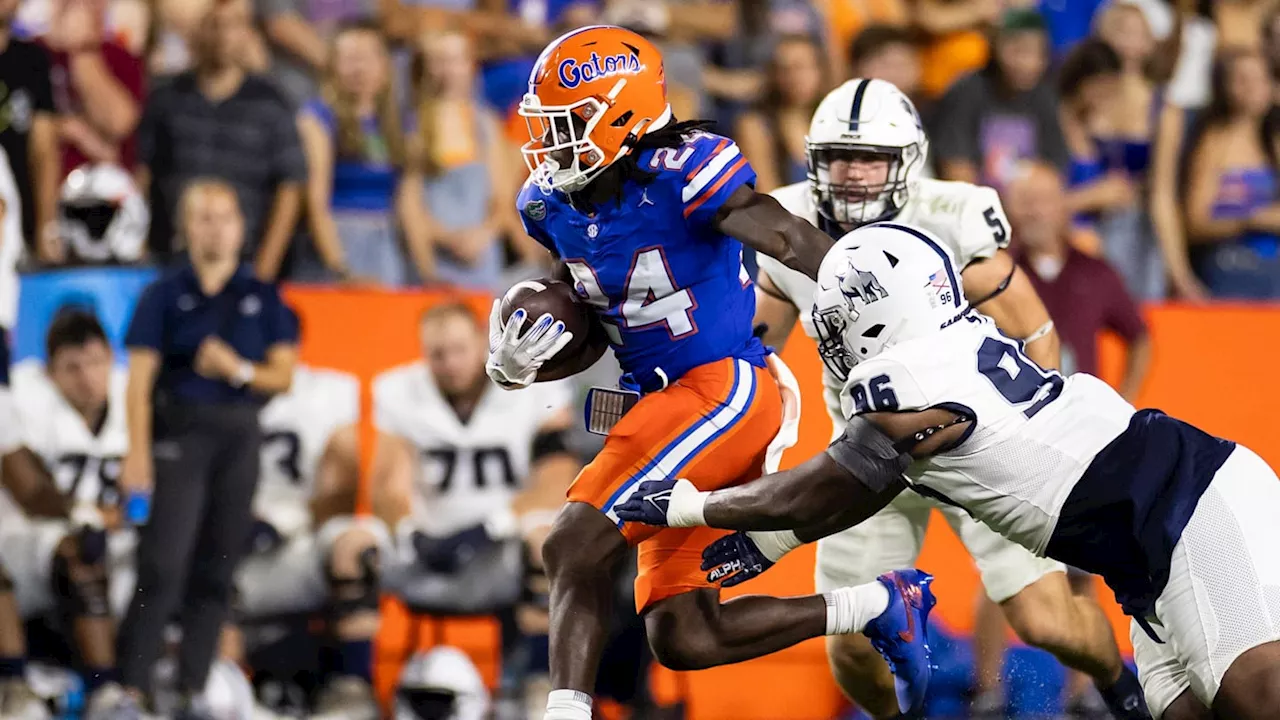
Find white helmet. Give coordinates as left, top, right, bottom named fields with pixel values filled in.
left=58, top=163, right=149, bottom=264
left=394, top=647, right=489, bottom=720
left=806, top=78, right=928, bottom=228
left=811, top=222, right=968, bottom=382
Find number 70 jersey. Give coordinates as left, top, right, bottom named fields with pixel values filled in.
left=840, top=314, right=1136, bottom=558
left=517, top=131, right=763, bottom=383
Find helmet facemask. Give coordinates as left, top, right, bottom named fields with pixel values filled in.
left=807, top=142, right=922, bottom=228
left=811, top=303, right=856, bottom=383
left=519, top=94, right=614, bottom=193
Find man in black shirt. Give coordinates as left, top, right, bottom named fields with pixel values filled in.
left=0, top=0, right=59, bottom=259
left=135, top=0, right=305, bottom=277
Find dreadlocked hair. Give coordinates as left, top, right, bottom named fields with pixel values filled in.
left=579, top=119, right=718, bottom=209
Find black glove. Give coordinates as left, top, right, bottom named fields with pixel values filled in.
left=700, top=531, right=775, bottom=587
left=76, top=525, right=108, bottom=565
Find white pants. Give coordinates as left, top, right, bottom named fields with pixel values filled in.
left=815, top=490, right=1065, bottom=603
left=234, top=515, right=391, bottom=618
left=0, top=519, right=136, bottom=619
left=1129, top=446, right=1280, bottom=717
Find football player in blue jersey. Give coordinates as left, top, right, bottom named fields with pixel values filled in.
left=485, top=25, right=937, bottom=720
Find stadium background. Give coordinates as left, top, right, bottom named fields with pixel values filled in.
left=14, top=268, right=1280, bottom=719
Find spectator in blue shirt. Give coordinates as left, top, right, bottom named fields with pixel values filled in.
left=116, top=178, right=298, bottom=715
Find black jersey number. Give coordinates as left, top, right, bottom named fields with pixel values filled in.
left=421, top=447, right=516, bottom=492
left=263, top=430, right=303, bottom=484
left=57, top=454, right=123, bottom=507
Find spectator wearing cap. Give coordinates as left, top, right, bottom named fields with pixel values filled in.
left=135, top=0, right=305, bottom=278
left=117, top=178, right=298, bottom=714
left=1007, top=162, right=1151, bottom=397
left=930, top=8, right=1067, bottom=192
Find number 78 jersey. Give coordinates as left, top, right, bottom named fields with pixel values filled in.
left=840, top=314, right=1135, bottom=557
left=517, top=131, right=764, bottom=383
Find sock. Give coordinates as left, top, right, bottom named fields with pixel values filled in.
left=823, top=581, right=890, bottom=635
left=83, top=666, right=118, bottom=694
left=1097, top=665, right=1148, bottom=718
left=337, top=639, right=373, bottom=684
left=0, top=656, right=25, bottom=679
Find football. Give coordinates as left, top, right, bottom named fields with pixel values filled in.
left=498, top=279, right=600, bottom=374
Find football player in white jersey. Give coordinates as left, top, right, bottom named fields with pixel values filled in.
left=0, top=308, right=142, bottom=718
left=617, top=223, right=1280, bottom=720
left=230, top=362, right=390, bottom=719
left=371, top=302, right=580, bottom=711
left=751, top=78, right=1146, bottom=719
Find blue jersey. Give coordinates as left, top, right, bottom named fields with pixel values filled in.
left=517, top=131, right=766, bottom=389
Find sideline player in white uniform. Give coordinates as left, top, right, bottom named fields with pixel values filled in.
left=231, top=362, right=390, bottom=719
left=752, top=78, right=1145, bottom=718
left=371, top=303, right=580, bottom=708
left=617, top=223, right=1280, bottom=720
left=0, top=308, right=142, bottom=718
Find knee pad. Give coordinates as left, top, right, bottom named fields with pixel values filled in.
left=51, top=543, right=111, bottom=619
left=327, top=546, right=380, bottom=619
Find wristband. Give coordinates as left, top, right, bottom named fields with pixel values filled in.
left=665, top=478, right=709, bottom=528
left=747, top=530, right=803, bottom=562
left=545, top=689, right=592, bottom=720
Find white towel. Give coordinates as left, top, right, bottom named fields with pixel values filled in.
left=763, top=353, right=802, bottom=474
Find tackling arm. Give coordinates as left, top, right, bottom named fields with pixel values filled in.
left=715, top=186, right=833, bottom=280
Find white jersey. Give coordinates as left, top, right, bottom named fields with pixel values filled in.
left=758, top=179, right=1010, bottom=437
left=840, top=316, right=1135, bottom=554
left=7, top=360, right=129, bottom=512
left=374, top=362, right=573, bottom=537
left=256, top=365, right=360, bottom=537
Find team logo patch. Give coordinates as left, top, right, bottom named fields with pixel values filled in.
left=523, top=199, right=547, bottom=221
left=557, top=51, right=643, bottom=90
left=837, top=262, right=888, bottom=305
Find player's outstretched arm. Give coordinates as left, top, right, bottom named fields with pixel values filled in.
left=0, top=447, right=70, bottom=519
left=541, top=502, right=629, bottom=720
left=616, top=417, right=910, bottom=532
left=714, top=185, right=833, bottom=280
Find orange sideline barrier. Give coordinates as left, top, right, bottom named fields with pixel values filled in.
left=281, top=285, right=1280, bottom=720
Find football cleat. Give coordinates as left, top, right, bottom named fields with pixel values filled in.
left=862, top=569, right=937, bottom=717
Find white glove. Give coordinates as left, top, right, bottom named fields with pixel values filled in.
left=544, top=690, right=592, bottom=720
left=486, top=299, right=575, bottom=389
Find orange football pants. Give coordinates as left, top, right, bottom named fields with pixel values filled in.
left=568, top=357, right=782, bottom=611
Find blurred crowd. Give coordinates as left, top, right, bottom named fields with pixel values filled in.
left=0, top=0, right=1278, bottom=300
left=1, top=0, right=1279, bottom=718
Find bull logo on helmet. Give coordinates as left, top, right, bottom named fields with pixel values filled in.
left=837, top=262, right=888, bottom=306
left=557, top=50, right=643, bottom=90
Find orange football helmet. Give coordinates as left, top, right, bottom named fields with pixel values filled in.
left=519, top=25, right=672, bottom=192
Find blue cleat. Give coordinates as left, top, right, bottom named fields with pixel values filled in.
left=862, top=569, right=937, bottom=717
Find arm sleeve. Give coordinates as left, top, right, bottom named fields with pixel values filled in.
left=517, top=184, right=557, bottom=253
left=262, top=286, right=301, bottom=346
left=1099, top=261, right=1148, bottom=342
left=679, top=135, right=758, bottom=228
left=123, top=283, right=165, bottom=351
